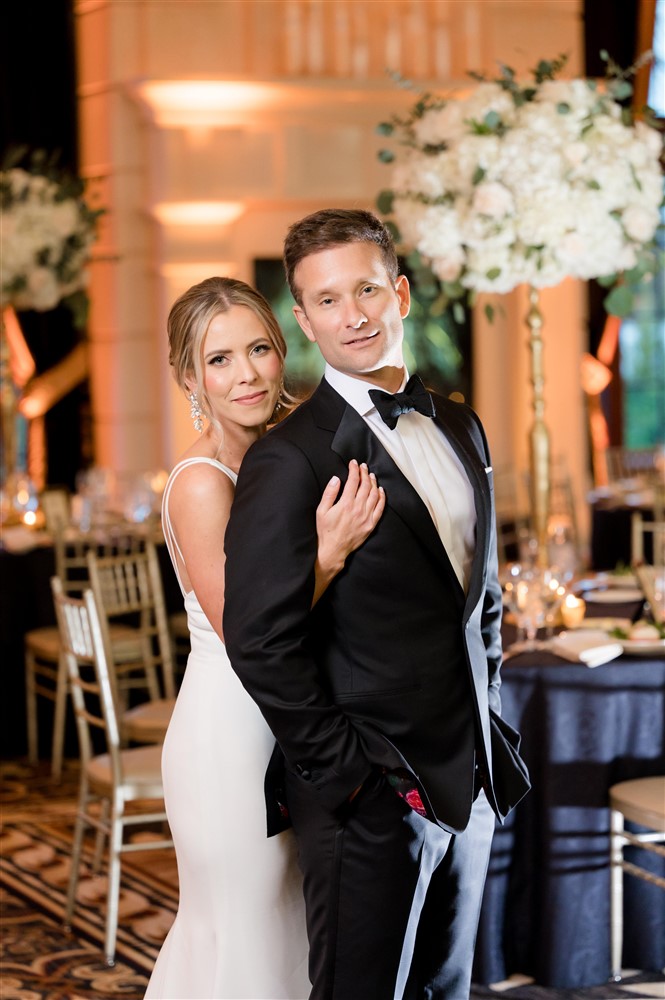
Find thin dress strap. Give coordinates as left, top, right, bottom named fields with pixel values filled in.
left=161, top=457, right=238, bottom=597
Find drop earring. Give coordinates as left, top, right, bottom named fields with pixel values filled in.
left=188, top=391, right=204, bottom=433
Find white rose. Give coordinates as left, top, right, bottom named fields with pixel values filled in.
left=431, top=246, right=466, bottom=282
left=558, top=232, right=587, bottom=262
left=413, top=103, right=466, bottom=146
left=51, top=199, right=80, bottom=238
left=615, top=245, right=638, bottom=272
left=26, top=267, right=61, bottom=311
left=634, top=120, right=664, bottom=158
left=622, top=204, right=660, bottom=242
left=472, top=181, right=514, bottom=218
left=563, top=142, right=589, bottom=167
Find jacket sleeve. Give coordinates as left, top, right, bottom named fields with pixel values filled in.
left=222, top=433, right=372, bottom=811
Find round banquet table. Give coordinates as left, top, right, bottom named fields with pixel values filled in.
left=473, top=600, right=665, bottom=988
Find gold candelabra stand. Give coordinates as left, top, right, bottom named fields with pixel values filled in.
left=525, top=286, right=551, bottom=568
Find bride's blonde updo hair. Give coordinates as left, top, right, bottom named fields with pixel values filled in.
left=167, top=276, right=297, bottom=429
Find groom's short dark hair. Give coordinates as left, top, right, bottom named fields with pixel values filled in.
left=283, top=208, right=399, bottom=305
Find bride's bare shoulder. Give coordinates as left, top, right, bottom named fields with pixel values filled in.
left=168, top=457, right=235, bottom=512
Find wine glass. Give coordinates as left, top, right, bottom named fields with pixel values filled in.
left=547, top=520, right=579, bottom=585
left=540, top=568, right=566, bottom=639
left=501, top=562, right=526, bottom=646
left=504, top=566, right=546, bottom=653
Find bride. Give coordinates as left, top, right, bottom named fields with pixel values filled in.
left=144, top=277, right=385, bottom=1000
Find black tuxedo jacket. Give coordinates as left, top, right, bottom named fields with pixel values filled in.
left=223, top=377, right=530, bottom=836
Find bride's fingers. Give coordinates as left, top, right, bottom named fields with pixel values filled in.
left=342, top=459, right=361, bottom=503
left=370, top=486, right=386, bottom=524
left=316, top=474, right=342, bottom=516
left=364, top=472, right=381, bottom=514
left=354, top=462, right=373, bottom=504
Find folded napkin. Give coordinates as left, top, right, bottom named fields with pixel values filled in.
left=549, top=629, right=623, bottom=668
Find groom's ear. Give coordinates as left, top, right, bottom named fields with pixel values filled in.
left=293, top=304, right=316, bottom=344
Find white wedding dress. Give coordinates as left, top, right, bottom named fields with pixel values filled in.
left=145, top=458, right=309, bottom=1000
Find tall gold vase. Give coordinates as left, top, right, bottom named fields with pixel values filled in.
left=525, top=286, right=551, bottom=567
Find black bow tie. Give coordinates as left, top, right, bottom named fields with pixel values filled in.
left=368, top=374, right=436, bottom=430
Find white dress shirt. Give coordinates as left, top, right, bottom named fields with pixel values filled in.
left=325, top=365, right=477, bottom=592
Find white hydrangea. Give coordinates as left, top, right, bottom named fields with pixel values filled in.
left=384, top=67, right=663, bottom=302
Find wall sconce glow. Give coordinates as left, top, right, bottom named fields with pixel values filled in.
left=138, top=81, right=284, bottom=126
left=153, top=202, right=246, bottom=227
left=161, top=263, right=238, bottom=284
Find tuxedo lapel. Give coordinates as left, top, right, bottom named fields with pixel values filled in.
left=310, top=381, right=463, bottom=594
left=433, top=400, right=493, bottom=616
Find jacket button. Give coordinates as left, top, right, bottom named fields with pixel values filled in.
left=296, top=764, right=311, bottom=780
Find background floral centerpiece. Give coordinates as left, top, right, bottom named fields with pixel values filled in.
left=377, top=53, right=663, bottom=321
left=0, top=151, right=103, bottom=505
left=0, top=150, right=103, bottom=329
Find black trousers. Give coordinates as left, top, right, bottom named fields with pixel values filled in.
left=285, top=767, right=495, bottom=1000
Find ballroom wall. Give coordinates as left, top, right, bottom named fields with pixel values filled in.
left=74, top=0, right=592, bottom=543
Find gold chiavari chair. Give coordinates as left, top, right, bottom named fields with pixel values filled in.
left=51, top=577, right=173, bottom=966
left=24, top=528, right=144, bottom=780
left=609, top=777, right=665, bottom=981
left=85, top=541, right=177, bottom=745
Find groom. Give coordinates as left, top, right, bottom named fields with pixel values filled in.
left=223, top=208, right=530, bottom=999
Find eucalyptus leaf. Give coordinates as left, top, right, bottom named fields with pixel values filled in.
left=385, top=220, right=401, bottom=242
left=452, top=302, right=466, bottom=324
left=603, top=284, right=634, bottom=318
left=376, top=189, right=395, bottom=214
left=609, top=80, right=633, bottom=101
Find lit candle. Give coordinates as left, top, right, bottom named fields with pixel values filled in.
left=560, top=593, right=586, bottom=628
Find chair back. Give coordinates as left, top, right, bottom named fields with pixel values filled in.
left=631, top=513, right=665, bottom=567
left=40, top=488, right=71, bottom=533
left=632, top=513, right=665, bottom=624
left=52, top=526, right=144, bottom=597
left=50, top=577, right=124, bottom=782
left=85, top=541, right=176, bottom=701
left=607, top=446, right=663, bottom=485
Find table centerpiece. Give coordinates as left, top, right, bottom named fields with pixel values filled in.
left=376, top=52, right=663, bottom=562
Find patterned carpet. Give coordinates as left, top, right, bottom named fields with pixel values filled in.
left=1, top=760, right=663, bottom=1000
left=1, top=760, right=175, bottom=999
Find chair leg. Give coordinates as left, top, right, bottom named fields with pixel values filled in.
left=104, top=807, right=124, bottom=966
left=609, top=807, right=625, bottom=981
left=140, top=633, right=161, bottom=701
left=51, top=655, right=69, bottom=782
left=65, top=790, right=89, bottom=928
left=93, top=799, right=109, bottom=872
left=25, top=648, right=39, bottom=764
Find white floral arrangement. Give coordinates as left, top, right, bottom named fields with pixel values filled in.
left=0, top=152, right=102, bottom=328
left=377, top=54, right=664, bottom=319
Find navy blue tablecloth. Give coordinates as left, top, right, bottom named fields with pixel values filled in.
left=474, top=627, right=665, bottom=988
